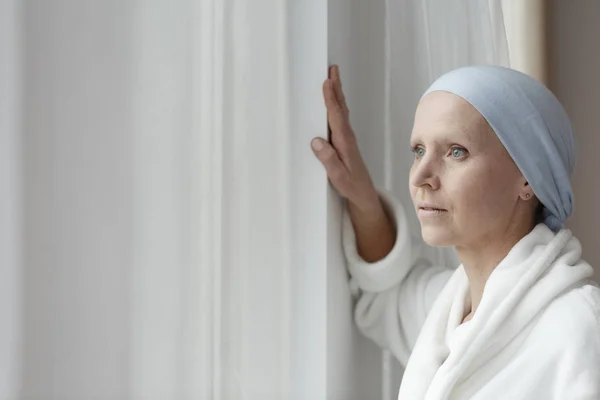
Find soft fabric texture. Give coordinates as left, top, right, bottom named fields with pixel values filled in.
left=422, top=65, right=576, bottom=232
left=343, top=190, right=600, bottom=400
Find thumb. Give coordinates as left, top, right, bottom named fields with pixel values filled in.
left=311, top=137, right=326, bottom=153
left=311, top=138, right=348, bottom=183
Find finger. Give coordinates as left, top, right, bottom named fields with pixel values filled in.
left=322, top=78, right=339, bottom=111
left=311, top=133, right=353, bottom=179
left=328, top=64, right=336, bottom=79
left=332, top=66, right=349, bottom=115
left=311, top=138, right=348, bottom=185
left=322, top=79, right=358, bottom=163
left=322, top=79, right=348, bottom=133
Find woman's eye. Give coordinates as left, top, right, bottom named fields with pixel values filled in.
left=451, top=147, right=467, bottom=158
left=411, top=146, right=425, bottom=158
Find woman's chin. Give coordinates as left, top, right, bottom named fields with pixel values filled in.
left=421, top=226, right=455, bottom=247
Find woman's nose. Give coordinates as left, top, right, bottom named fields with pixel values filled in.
left=410, top=159, right=440, bottom=190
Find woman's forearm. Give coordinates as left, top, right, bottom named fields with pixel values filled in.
left=347, top=197, right=397, bottom=263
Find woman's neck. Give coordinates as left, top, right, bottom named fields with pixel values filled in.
left=455, top=223, right=534, bottom=320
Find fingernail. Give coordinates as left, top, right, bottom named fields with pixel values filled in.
left=312, top=139, right=323, bottom=151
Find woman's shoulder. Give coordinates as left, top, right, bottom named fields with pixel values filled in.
left=535, top=279, right=600, bottom=345
left=577, top=279, right=600, bottom=311
left=561, top=279, right=600, bottom=318
left=512, top=279, right=600, bottom=397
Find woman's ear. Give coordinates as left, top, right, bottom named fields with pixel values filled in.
left=519, top=181, right=534, bottom=201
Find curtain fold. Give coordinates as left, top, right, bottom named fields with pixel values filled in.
left=199, top=0, right=225, bottom=397
left=0, top=0, right=23, bottom=397
left=502, top=0, right=549, bottom=85
left=1, top=0, right=328, bottom=398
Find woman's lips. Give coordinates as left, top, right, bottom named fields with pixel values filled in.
left=418, top=207, right=448, bottom=217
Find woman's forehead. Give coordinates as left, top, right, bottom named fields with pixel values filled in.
left=411, top=91, right=492, bottom=144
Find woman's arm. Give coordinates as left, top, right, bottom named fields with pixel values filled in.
left=347, top=197, right=397, bottom=263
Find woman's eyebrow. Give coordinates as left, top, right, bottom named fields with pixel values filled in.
left=410, top=133, right=474, bottom=146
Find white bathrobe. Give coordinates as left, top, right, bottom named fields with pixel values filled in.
left=343, top=190, right=600, bottom=400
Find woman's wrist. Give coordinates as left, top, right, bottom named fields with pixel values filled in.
left=347, top=193, right=396, bottom=263
left=347, top=189, right=386, bottom=221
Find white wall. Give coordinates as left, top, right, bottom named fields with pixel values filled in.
left=551, top=0, right=600, bottom=283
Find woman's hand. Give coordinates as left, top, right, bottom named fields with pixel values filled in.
left=311, top=65, right=396, bottom=262
left=311, top=65, right=379, bottom=213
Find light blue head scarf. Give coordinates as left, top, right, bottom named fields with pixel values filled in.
left=422, top=65, right=576, bottom=232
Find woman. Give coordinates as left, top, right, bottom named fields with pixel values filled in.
left=311, top=65, right=600, bottom=399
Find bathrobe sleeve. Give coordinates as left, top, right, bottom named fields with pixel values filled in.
left=342, top=188, right=454, bottom=367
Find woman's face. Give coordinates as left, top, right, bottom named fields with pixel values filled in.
left=409, top=91, right=528, bottom=248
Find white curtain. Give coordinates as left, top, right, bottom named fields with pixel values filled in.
left=0, top=0, right=224, bottom=398
left=1, top=0, right=334, bottom=398
left=1, top=0, right=22, bottom=397
left=502, top=0, right=548, bottom=84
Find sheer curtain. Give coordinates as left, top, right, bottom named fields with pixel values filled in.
left=502, top=0, right=549, bottom=84
left=1, top=0, right=331, bottom=398
left=1, top=0, right=22, bottom=397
